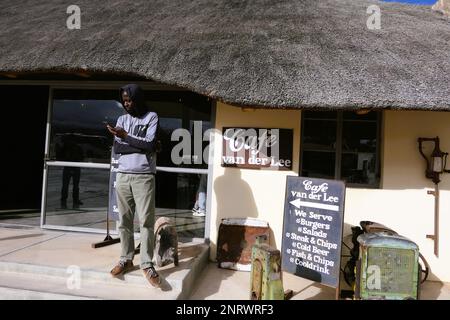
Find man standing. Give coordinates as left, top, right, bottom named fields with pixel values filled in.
left=107, top=84, right=160, bottom=288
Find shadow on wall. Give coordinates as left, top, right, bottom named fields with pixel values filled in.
left=214, top=167, right=259, bottom=241
left=214, top=167, right=265, bottom=263
left=191, top=168, right=259, bottom=299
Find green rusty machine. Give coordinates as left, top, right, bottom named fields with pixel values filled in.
left=355, top=232, right=420, bottom=300
left=250, top=236, right=285, bottom=300
left=345, top=221, right=429, bottom=300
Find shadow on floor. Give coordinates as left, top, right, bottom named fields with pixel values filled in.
left=0, top=233, right=46, bottom=242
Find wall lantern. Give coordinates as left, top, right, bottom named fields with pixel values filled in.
left=417, top=136, right=449, bottom=257
left=417, top=136, right=449, bottom=184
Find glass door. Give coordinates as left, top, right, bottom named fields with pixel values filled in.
left=42, top=87, right=212, bottom=238
left=43, top=91, right=123, bottom=232
left=146, top=91, right=212, bottom=239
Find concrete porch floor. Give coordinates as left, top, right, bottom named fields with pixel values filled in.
left=190, top=262, right=450, bottom=300
left=0, top=225, right=449, bottom=300
left=0, top=225, right=208, bottom=299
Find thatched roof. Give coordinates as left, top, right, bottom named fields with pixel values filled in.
left=433, top=0, right=450, bottom=16
left=1, top=0, right=449, bottom=110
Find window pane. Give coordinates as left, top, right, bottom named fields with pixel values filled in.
left=156, top=172, right=206, bottom=238
left=303, top=119, right=337, bottom=151
left=301, top=151, right=335, bottom=179
left=45, top=166, right=207, bottom=236
left=343, top=111, right=377, bottom=121
left=190, top=120, right=212, bottom=168
left=47, top=90, right=211, bottom=237
left=341, top=153, right=378, bottom=186
left=301, top=111, right=380, bottom=187
left=45, top=166, right=113, bottom=230
left=303, top=111, right=337, bottom=120
left=150, top=101, right=184, bottom=167
left=146, top=92, right=211, bottom=169
left=50, top=90, right=212, bottom=168
left=53, top=89, right=117, bottom=100
left=342, top=121, right=377, bottom=153
left=50, top=99, right=124, bottom=163
left=342, top=111, right=379, bottom=186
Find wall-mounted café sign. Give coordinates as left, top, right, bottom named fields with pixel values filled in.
left=281, top=176, right=345, bottom=288
left=221, top=127, right=293, bottom=170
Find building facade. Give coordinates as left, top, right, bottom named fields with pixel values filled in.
left=1, top=0, right=450, bottom=284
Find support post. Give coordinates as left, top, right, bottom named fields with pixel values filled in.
left=426, top=184, right=439, bottom=257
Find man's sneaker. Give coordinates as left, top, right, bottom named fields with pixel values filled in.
left=143, top=266, right=161, bottom=288
left=193, top=209, right=206, bottom=217
left=192, top=206, right=199, bottom=214
left=110, top=260, right=133, bottom=277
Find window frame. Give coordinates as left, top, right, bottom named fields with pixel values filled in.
left=300, top=110, right=382, bottom=188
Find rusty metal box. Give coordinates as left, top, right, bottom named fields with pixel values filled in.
left=250, top=241, right=284, bottom=300
left=217, top=218, right=270, bottom=271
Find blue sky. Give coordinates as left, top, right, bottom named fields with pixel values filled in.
left=382, top=0, right=437, bottom=4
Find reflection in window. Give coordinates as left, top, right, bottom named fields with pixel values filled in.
left=342, top=121, right=377, bottom=152
left=45, top=166, right=206, bottom=236
left=302, top=151, right=336, bottom=180
left=301, top=111, right=381, bottom=187
left=50, top=99, right=125, bottom=163
left=45, top=166, right=111, bottom=229
left=147, top=94, right=211, bottom=169
left=50, top=91, right=212, bottom=167
left=155, top=172, right=206, bottom=238
left=303, top=119, right=337, bottom=151
left=46, top=89, right=211, bottom=237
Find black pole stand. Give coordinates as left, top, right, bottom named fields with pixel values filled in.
left=92, top=209, right=120, bottom=248
left=91, top=144, right=121, bottom=249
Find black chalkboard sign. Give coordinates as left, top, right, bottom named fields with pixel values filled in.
left=281, top=176, right=345, bottom=288
left=108, top=148, right=120, bottom=221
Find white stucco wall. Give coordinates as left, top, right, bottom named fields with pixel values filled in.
left=208, top=102, right=300, bottom=260
left=344, top=110, right=450, bottom=282
left=209, top=104, right=450, bottom=282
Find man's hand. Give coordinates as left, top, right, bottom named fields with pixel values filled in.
left=107, top=125, right=128, bottom=139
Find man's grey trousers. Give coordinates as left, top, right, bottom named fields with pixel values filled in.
left=116, top=172, right=155, bottom=269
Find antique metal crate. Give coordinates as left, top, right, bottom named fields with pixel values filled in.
left=355, top=232, right=420, bottom=300
left=250, top=239, right=284, bottom=300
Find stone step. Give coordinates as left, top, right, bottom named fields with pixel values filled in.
left=0, top=260, right=176, bottom=290
left=0, top=269, right=180, bottom=300
left=0, top=243, right=209, bottom=300
left=0, top=287, right=94, bottom=300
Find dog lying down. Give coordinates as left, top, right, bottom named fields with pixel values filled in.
left=153, top=217, right=179, bottom=267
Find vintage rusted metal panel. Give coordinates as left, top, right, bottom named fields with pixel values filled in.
left=356, top=232, right=420, bottom=300
left=217, top=218, right=270, bottom=271
left=250, top=242, right=284, bottom=300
